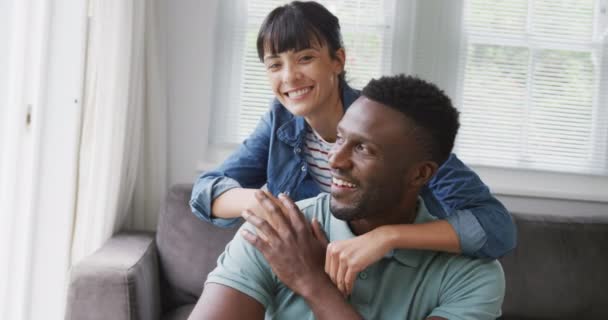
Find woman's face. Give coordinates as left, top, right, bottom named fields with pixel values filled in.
left=262, top=43, right=345, bottom=118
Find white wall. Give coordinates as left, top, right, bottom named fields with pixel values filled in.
left=165, top=0, right=219, bottom=186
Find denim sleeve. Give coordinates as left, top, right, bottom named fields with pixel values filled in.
left=190, top=111, right=272, bottom=228
left=421, top=154, right=517, bottom=259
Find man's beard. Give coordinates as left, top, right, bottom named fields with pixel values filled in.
left=330, top=181, right=404, bottom=222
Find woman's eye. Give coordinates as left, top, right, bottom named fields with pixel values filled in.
left=267, top=63, right=280, bottom=70
left=355, top=144, right=366, bottom=152
left=336, top=136, right=344, bottom=144
left=299, top=55, right=314, bottom=63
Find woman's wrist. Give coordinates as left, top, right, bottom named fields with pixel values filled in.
left=373, top=225, right=400, bottom=254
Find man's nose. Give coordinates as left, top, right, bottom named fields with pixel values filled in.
left=328, top=144, right=351, bottom=170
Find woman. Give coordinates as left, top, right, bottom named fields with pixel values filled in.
left=191, top=1, right=516, bottom=295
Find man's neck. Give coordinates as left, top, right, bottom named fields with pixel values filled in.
left=347, top=195, right=419, bottom=236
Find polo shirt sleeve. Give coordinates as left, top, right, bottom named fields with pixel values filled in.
left=205, top=222, right=277, bottom=308
left=427, top=259, right=505, bottom=320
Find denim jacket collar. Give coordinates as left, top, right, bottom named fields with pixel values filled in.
left=276, top=81, right=361, bottom=147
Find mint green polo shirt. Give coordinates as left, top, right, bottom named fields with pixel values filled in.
left=206, top=193, right=505, bottom=320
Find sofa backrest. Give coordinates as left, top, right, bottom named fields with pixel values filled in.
left=156, top=184, right=241, bottom=312
left=157, top=184, right=608, bottom=319
left=500, top=212, right=608, bottom=320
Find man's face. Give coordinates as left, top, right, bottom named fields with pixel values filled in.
left=329, top=97, right=421, bottom=221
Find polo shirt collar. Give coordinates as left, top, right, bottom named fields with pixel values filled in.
left=390, top=199, right=437, bottom=268
left=328, top=197, right=436, bottom=269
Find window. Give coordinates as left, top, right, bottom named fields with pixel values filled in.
left=209, top=0, right=396, bottom=147
left=456, top=0, right=608, bottom=176
left=204, top=0, right=607, bottom=201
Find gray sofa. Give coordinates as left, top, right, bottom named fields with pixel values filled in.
left=65, top=184, right=608, bottom=320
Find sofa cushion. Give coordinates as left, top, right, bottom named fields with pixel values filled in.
left=500, top=212, right=608, bottom=320
left=156, top=184, right=242, bottom=312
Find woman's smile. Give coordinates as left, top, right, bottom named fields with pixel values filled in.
left=283, top=85, right=314, bottom=100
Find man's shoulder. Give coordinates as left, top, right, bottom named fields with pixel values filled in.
left=295, top=193, right=331, bottom=221
left=437, top=253, right=503, bottom=274
left=430, top=253, right=505, bottom=292
left=418, top=254, right=505, bottom=319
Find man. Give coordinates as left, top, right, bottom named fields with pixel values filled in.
left=189, top=75, right=505, bottom=320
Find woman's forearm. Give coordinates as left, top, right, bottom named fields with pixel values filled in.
left=211, top=188, right=259, bottom=219
left=382, top=220, right=461, bottom=254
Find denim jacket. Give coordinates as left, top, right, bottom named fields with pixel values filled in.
left=191, top=83, right=517, bottom=259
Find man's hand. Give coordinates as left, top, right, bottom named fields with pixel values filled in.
left=241, top=191, right=330, bottom=297
left=326, top=227, right=392, bottom=296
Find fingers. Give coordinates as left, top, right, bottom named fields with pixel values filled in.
left=344, top=269, right=357, bottom=296
left=325, top=243, right=338, bottom=289
left=254, top=191, right=292, bottom=235
left=277, top=193, right=311, bottom=234
left=335, top=256, right=348, bottom=296
left=240, top=228, right=271, bottom=253
left=325, top=241, right=359, bottom=297
left=311, top=218, right=329, bottom=248
left=241, top=210, right=279, bottom=245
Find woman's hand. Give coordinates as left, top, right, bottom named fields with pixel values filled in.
left=325, top=226, right=393, bottom=296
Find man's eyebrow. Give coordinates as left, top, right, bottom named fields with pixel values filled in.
left=338, top=126, right=376, bottom=145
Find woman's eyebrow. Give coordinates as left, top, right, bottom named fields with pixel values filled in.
left=263, top=54, right=280, bottom=61
left=299, top=47, right=321, bottom=53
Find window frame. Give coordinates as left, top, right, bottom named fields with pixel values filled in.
left=451, top=0, right=608, bottom=202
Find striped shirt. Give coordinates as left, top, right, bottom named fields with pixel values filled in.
left=303, top=128, right=333, bottom=192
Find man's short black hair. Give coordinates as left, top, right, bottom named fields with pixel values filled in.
left=361, top=75, right=460, bottom=166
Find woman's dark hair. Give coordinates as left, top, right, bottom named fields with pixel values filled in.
left=256, top=1, right=345, bottom=81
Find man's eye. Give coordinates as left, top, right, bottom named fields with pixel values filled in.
left=336, top=136, right=344, bottom=144
left=355, top=144, right=366, bottom=152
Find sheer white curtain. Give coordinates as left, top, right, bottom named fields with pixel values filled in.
left=0, top=0, right=167, bottom=318
left=131, top=0, right=169, bottom=232
left=71, top=0, right=166, bottom=263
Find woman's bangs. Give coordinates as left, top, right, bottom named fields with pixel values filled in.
left=262, top=17, right=324, bottom=56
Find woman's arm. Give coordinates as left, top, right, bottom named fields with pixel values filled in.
left=210, top=188, right=259, bottom=219
left=324, top=220, right=460, bottom=295
left=325, top=154, right=516, bottom=295
left=190, top=111, right=273, bottom=227
left=424, top=154, right=517, bottom=258
left=351, top=154, right=515, bottom=259
left=382, top=220, right=460, bottom=253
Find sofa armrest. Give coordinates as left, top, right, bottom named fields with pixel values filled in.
left=65, top=231, right=161, bottom=320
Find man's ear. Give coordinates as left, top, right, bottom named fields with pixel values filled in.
left=408, top=161, right=438, bottom=188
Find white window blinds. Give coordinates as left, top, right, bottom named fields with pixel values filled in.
left=456, top=0, right=608, bottom=175
left=210, top=0, right=396, bottom=145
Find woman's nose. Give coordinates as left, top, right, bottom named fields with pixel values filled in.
left=281, top=62, right=300, bottom=84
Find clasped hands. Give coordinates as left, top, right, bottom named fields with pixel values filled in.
left=240, top=190, right=391, bottom=297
